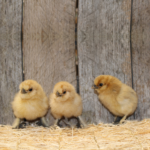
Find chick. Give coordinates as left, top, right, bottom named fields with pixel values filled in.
left=12, top=80, right=49, bottom=129
left=49, top=81, right=86, bottom=128
left=92, top=75, right=138, bottom=124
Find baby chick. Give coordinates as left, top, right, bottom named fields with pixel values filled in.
left=49, top=81, right=86, bottom=128
left=12, top=80, right=49, bottom=129
left=92, top=75, right=138, bottom=124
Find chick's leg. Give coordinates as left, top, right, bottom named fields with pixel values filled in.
left=120, top=115, right=127, bottom=124
left=114, top=116, right=117, bottom=122
left=12, top=118, right=21, bottom=129
left=54, top=118, right=63, bottom=127
left=114, top=116, right=123, bottom=124
left=41, top=117, right=49, bottom=127
left=57, top=118, right=63, bottom=127
left=37, top=117, right=49, bottom=127
left=19, top=119, right=28, bottom=128
left=54, top=119, right=59, bottom=126
left=76, top=117, right=81, bottom=128
left=78, top=116, right=87, bottom=127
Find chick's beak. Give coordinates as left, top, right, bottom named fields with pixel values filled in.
left=56, top=91, right=62, bottom=97
left=92, top=85, right=98, bottom=89
left=21, top=88, right=27, bottom=94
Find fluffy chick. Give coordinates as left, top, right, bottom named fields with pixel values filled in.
left=49, top=81, right=86, bottom=128
left=93, top=75, right=138, bottom=124
left=12, top=80, right=49, bottom=129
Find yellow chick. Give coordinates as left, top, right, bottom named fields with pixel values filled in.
left=49, top=81, right=86, bottom=128
left=92, top=75, right=138, bottom=124
left=12, top=80, right=49, bottom=128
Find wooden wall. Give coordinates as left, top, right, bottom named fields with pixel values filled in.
left=0, top=0, right=22, bottom=124
left=23, top=0, right=76, bottom=95
left=132, top=0, right=150, bottom=120
left=0, top=0, right=150, bottom=125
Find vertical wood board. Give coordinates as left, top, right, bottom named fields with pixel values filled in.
left=23, top=0, right=76, bottom=125
left=132, top=0, right=150, bottom=120
left=0, top=0, right=22, bottom=124
left=78, top=0, right=132, bottom=124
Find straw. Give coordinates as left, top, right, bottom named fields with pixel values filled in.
left=0, top=119, right=150, bottom=150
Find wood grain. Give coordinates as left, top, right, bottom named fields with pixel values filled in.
left=78, top=0, right=132, bottom=124
left=132, top=0, right=150, bottom=120
left=0, top=0, right=22, bottom=125
left=23, top=0, right=76, bottom=125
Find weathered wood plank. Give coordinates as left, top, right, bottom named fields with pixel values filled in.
left=78, top=0, right=132, bottom=124
left=0, top=0, right=22, bottom=125
left=132, top=0, right=150, bottom=120
left=23, top=0, right=76, bottom=125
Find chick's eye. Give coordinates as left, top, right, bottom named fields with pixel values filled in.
left=63, top=91, right=66, bottom=94
left=99, top=83, right=103, bottom=87
left=29, top=88, right=33, bottom=92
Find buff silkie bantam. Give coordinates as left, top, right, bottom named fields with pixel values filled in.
left=93, top=75, right=138, bottom=124
left=49, top=81, right=86, bottom=128
left=12, top=80, right=49, bottom=129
